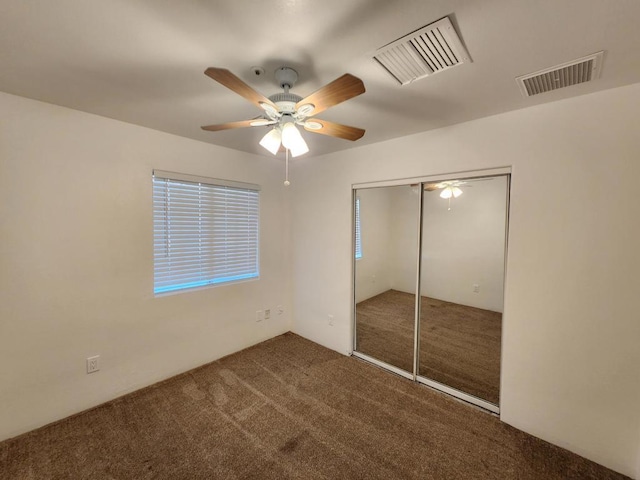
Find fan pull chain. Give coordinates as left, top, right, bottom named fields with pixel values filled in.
left=284, top=148, right=291, bottom=186
left=448, top=197, right=451, bottom=211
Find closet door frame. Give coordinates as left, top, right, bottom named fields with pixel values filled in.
left=351, top=166, right=511, bottom=414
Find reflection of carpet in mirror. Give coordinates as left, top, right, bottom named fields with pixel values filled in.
left=356, top=289, right=501, bottom=405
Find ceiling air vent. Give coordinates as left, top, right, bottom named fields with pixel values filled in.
left=516, top=51, right=604, bottom=97
left=373, top=16, right=472, bottom=86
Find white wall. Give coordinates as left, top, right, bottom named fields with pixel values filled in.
left=0, top=92, right=291, bottom=441
left=290, top=83, right=640, bottom=478
left=388, top=186, right=420, bottom=295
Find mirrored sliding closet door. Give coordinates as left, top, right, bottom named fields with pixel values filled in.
left=353, top=185, right=419, bottom=375
left=353, top=173, right=509, bottom=411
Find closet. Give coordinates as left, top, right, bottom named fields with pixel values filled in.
left=353, top=170, right=510, bottom=412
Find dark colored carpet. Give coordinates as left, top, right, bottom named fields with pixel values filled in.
left=0, top=333, right=628, bottom=479
left=356, top=289, right=501, bottom=404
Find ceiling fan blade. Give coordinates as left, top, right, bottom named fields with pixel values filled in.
left=201, top=120, right=265, bottom=132
left=424, top=183, right=441, bottom=191
left=303, top=119, right=365, bottom=141
left=296, top=74, right=365, bottom=117
left=205, top=67, right=278, bottom=111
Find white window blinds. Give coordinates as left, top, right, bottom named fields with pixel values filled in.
left=153, top=170, right=260, bottom=294
left=355, top=197, right=362, bottom=259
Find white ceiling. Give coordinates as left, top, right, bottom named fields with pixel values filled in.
left=2, top=0, right=640, bottom=158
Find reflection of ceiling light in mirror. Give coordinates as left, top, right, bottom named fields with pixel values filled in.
left=440, top=186, right=463, bottom=199
left=440, top=188, right=452, bottom=199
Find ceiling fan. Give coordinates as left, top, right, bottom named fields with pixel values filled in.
left=424, top=180, right=468, bottom=198
left=201, top=66, right=366, bottom=157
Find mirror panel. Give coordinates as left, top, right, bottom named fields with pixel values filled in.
left=418, top=176, right=508, bottom=404
left=354, top=185, right=419, bottom=373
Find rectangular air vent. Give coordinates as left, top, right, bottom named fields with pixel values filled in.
left=373, top=16, right=472, bottom=86
left=516, top=51, right=604, bottom=97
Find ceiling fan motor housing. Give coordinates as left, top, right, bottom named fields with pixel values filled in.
left=275, top=67, right=299, bottom=89
left=268, top=92, right=303, bottom=114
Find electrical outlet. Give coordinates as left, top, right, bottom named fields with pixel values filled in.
left=473, top=284, right=480, bottom=293
left=256, top=310, right=263, bottom=322
left=277, top=305, right=284, bottom=315
left=86, top=355, right=100, bottom=374
left=328, top=314, right=334, bottom=326
left=264, top=309, right=271, bottom=320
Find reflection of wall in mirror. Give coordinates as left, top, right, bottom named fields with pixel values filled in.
left=355, top=179, right=507, bottom=312
left=390, top=177, right=507, bottom=312
left=425, top=177, right=507, bottom=312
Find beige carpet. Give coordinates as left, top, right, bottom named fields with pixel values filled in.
left=0, top=333, right=628, bottom=479
left=356, top=289, right=501, bottom=404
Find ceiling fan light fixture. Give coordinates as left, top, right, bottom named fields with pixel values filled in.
left=259, top=127, right=282, bottom=155
left=452, top=187, right=463, bottom=198
left=288, top=139, right=309, bottom=157
left=281, top=122, right=308, bottom=157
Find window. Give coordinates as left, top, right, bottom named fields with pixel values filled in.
left=153, top=170, right=259, bottom=294
left=355, top=196, right=362, bottom=259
